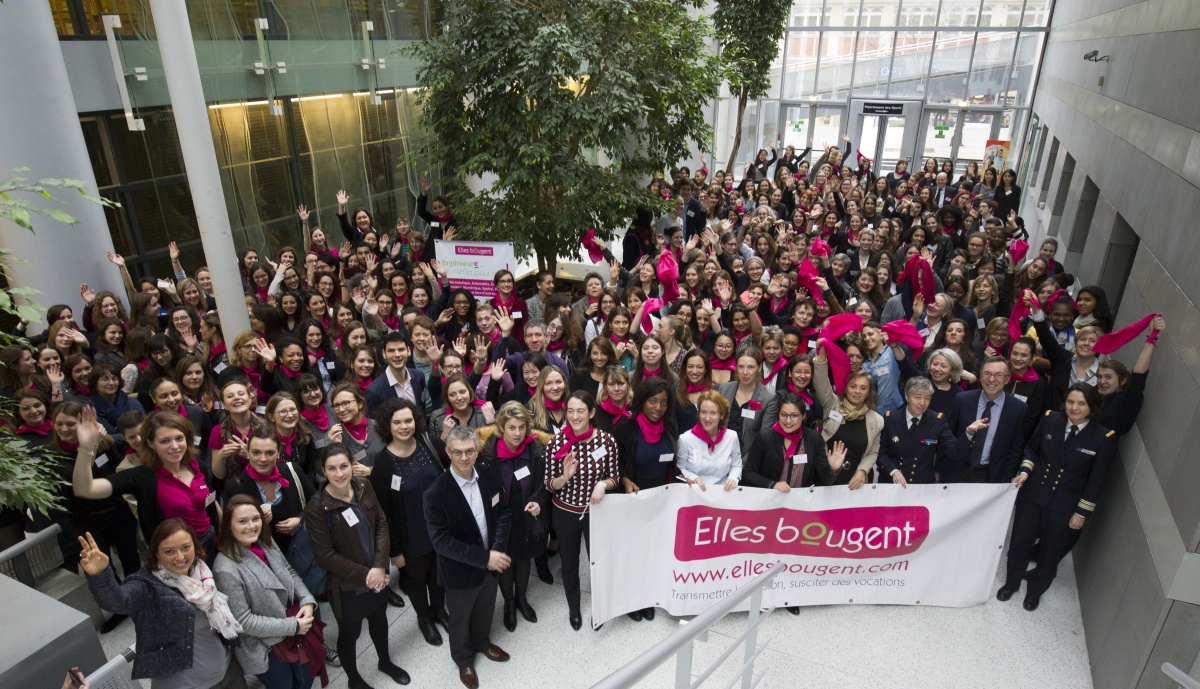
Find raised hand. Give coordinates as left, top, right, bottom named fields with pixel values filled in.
left=495, top=306, right=514, bottom=336
left=364, top=298, right=379, bottom=317
left=76, top=532, right=110, bottom=575
left=106, top=251, right=125, bottom=267
left=487, top=358, right=506, bottom=382
left=827, top=440, right=848, bottom=471
left=297, top=204, right=310, bottom=222
left=257, top=342, right=277, bottom=364
left=562, top=451, right=579, bottom=481
left=76, top=406, right=104, bottom=453
left=472, top=335, right=489, bottom=363
left=335, top=190, right=350, bottom=209
left=608, top=258, right=621, bottom=283
left=79, top=283, right=96, bottom=306
left=443, top=227, right=457, bottom=241
left=453, top=334, right=468, bottom=357
left=425, top=339, right=444, bottom=362
left=46, top=363, right=64, bottom=388
left=169, top=241, right=180, bottom=261
left=420, top=176, right=432, bottom=194
left=481, top=402, right=495, bottom=425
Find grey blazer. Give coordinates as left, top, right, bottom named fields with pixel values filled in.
left=212, top=544, right=316, bottom=675
left=717, top=381, right=775, bottom=458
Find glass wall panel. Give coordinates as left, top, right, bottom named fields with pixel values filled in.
left=1022, top=0, right=1052, bottom=27
left=852, top=31, right=894, bottom=97
left=958, top=112, right=994, bottom=170
left=887, top=31, right=933, bottom=98
left=789, top=0, right=825, bottom=27
left=968, top=32, right=1016, bottom=105
left=815, top=33, right=857, bottom=100
left=978, top=0, right=1024, bottom=27
left=921, top=109, right=957, bottom=160
left=782, top=106, right=810, bottom=151
left=937, top=0, right=980, bottom=27
left=1008, top=32, right=1043, bottom=106
left=860, top=0, right=898, bottom=26
left=926, top=31, right=973, bottom=104
left=782, top=31, right=820, bottom=99
left=811, top=107, right=844, bottom=151
left=898, top=0, right=938, bottom=27
left=823, top=0, right=862, bottom=26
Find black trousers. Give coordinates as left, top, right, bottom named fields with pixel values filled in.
left=445, top=574, right=499, bottom=668
left=1004, top=492, right=1076, bottom=598
left=960, top=465, right=992, bottom=483
left=551, top=506, right=591, bottom=613
left=336, top=589, right=392, bottom=681
left=402, top=550, right=446, bottom=619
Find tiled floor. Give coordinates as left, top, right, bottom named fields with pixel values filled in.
left=97, top=551, right=1093, bottom=689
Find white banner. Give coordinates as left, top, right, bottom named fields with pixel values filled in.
left=433, top=240, right=517, bottom=301
left=589, top=483, right=1017, bottom=624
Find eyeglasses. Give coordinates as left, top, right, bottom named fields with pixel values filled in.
left=448, top=449, right=477, bottom=459
left=980, top=372, right=1007, bottom=380
left=454, top=300, right=470, bottom=306
left=332, top=400, right=357, bottom=410
left=778, top=413, right=802, bottom=421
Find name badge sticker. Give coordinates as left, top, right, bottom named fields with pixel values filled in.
left=828, top=410, right=845, bottom=423
left=94, top=454, right=109, bottom=467
left=491, top=493, right=500, bottom=507
left=659, top=453, right=674, bottom=463
left=391, top=475, right=402, bottom=491
left=204, top=491, right=216, bottom=507
left=514, top=466, right=531, bottom=480
left=590, top=446, right=607, bottom=461
left=741, top=408, right=757, bottom=419
left=343, top=509, right=360, bottom=527
left=793, top=454, right=807, bottom=464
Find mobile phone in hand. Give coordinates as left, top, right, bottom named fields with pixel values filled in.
left=68, top=668, right=86, bottom=689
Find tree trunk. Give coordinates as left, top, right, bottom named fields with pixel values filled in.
left=725, top=87, right=749, bottom=178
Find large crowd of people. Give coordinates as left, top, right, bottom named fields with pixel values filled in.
left=1, top=148, right=1167, bottom=689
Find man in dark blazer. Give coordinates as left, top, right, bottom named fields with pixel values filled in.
left=951, top=356, right=1028, bottom=483
left=424, top=425, right=512, bottom=689
left=677, top=181, right=707, bottom=242
left=878, top=378, right=957, bottom=485
left=365, top=332, right=427, bottom=415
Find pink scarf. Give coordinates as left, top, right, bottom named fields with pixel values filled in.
left=246, top=463, right=290, bottom=488
left=599, top=397, right=631, bottom=420
left=690, top=424, right=725, bottom=453
left=637, top=414, right=664, bottom=444
left=553, top=424, right=594, bottom=460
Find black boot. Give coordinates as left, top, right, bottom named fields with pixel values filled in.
left=503, top=599, right=518, bottom=632
left=516, top=596, right=538, bottom=623
left=417, top=616, right=442, bottom=646
left=535, top=556, right=554, bottom=585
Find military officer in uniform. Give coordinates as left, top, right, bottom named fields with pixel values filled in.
left=998, top=382, right=1115, bottom=611
left=878, top=377, right=958, bottom=485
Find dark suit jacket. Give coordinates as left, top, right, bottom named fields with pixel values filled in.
left=877, top=409, right=957, bottom=484
left=742, top=426, right=826, bottom=489
left=683, top=197, right=706, bottom=241
left=951, top=390, right=1027, bottom=482
left=365, top=366, right=427, bottom=415
left=424, top=463, right=511, bottom=590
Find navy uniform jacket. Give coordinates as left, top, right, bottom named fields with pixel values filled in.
left=1018, top=411, right=1116, bottom=519
left=877, top=410, right=958, bottom=484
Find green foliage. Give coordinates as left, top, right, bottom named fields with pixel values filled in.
left=0, top=431, right=69, bottom=519
left=0, top=168, right=116, bottom=517
left=712, top=0, right=792, bottom=173
left=407, top=0, right=720, bottom=270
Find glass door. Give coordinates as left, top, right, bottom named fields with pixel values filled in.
left=920, top=109, right=958, bottom=167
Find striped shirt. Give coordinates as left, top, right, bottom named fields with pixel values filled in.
left=545, top=428, right=620, bottom=514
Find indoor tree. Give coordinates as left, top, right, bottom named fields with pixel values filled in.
left=713, top=0, right=792, bottom=176
left=408, top=0, right=721, bottom=272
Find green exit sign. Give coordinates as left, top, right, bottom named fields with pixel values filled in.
left=934, top=124, right=950, bottom=139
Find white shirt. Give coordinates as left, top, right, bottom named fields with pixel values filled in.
left=451, top=467, right=488, bottom=545
left=676, top=429, right=743, bottom=486
left=386, top=367, right=417, bottom=404
left=1065, top=420, right=1088, bottom=441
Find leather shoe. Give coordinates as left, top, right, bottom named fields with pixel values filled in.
left=569, top=610, right=583, bottom=631
left=1023, top=594, right=1040, bottom=611
left=786, top=606, right=800, bottom=615
left=387, top=589, right=406, bottom=608
left=503, top=600, right=517, bottom=632
left=996, top=587, right=1016, bottom=602
left=482, top=644, right=510, bottom=662
left=515, top=596, right=537, bottom=623
left=377, top=661, right=411, bottom=685
left=642, top=607, right=655, bottom=621
left=626, top=609, right=644, bottom=622
left=417, top=616, right=442, bottom=646
left=458, top=666, right=479, bottom=689
left=535, top=558, right=554, bottom=585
